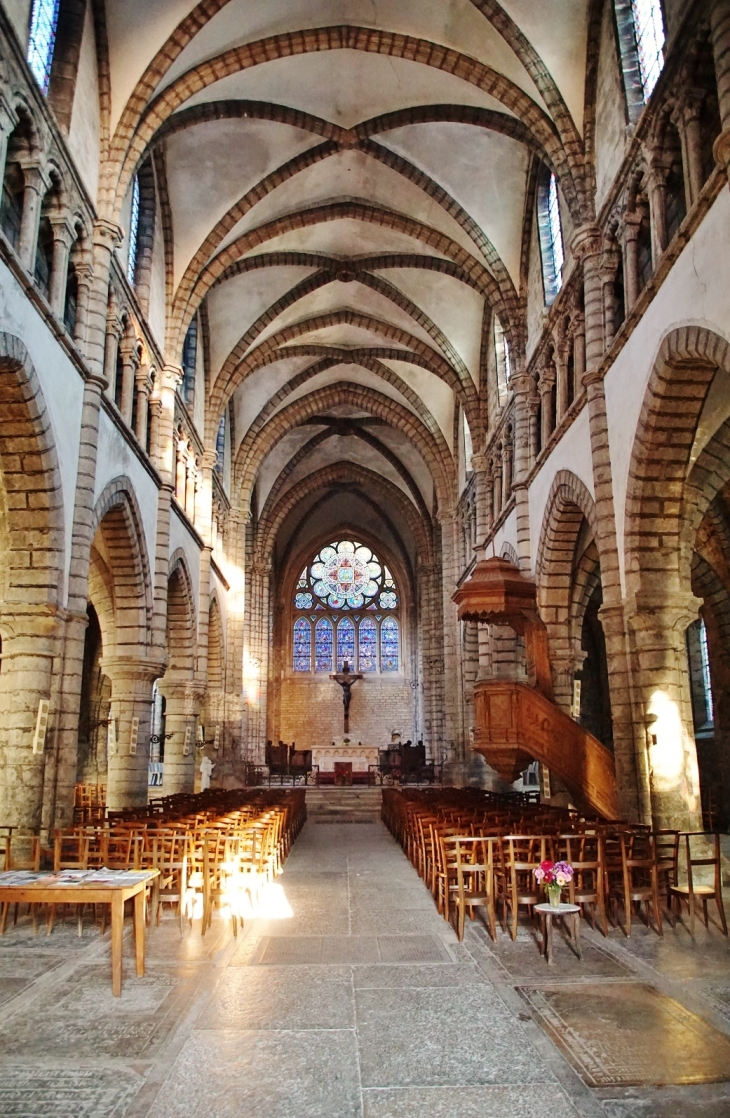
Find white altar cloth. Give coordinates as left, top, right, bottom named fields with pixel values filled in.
left=311, top=745, right=379, bottom=772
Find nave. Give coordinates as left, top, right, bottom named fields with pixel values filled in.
left=0, top=798, right=729, bottom=1118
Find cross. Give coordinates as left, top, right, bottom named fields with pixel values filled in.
left=329, top=661, right=363, bottom=734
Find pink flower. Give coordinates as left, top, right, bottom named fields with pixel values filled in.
left=533, top=867, right=545, bottom=883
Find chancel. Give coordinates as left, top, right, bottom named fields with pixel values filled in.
left=0, top=0, right=729, bottom=1115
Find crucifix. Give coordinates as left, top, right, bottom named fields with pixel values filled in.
left=329, top=661, right=363, bottom=734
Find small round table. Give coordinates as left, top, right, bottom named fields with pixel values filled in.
left=535, top=902, right=582, bottom=964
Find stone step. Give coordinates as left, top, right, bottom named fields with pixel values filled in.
left=306, top=788, right=382, bottom=823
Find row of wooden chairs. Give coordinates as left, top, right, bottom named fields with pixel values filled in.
left=383, top=790, right=727, bottom=943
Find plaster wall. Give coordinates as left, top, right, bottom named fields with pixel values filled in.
left=604, top=188, right=730, bottom=590
left=0, top=259, right=85, bottom=601
left=527, top=405, right=595, bottom=573
left=93, top=409, right=159, bottom=569
left=3, top=0, right=29, bottom=50
left=526, top=208, right=546, bottom=360
left=67, top=1, right=101, bottom=206
left=491, top=506, right=518, bottom=561
left=169, top=502, right=202, bottom=607
left=594, top=0, right=628, bottom=215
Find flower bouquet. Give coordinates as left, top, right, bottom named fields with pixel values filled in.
left=533, top=859, right=573, bottom=908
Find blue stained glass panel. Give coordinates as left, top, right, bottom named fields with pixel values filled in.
left=358, top=618, right=377, bottom=672
left=337, top=618, right=355, bottom=671
left=295, top=592, right=313, bottom=609
left=127, top=174, right=140, bottom=285
left=293, top=618, right=311, bottom=671
left=27, top=0, right=60, bottom=94
left=379, top=592, right=397, bottom=609
left=315, top=618, right=333, bottom=672
left=381, top=617, right=399, bottom=672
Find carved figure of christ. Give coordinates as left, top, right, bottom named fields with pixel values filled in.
left=329, top=661, right=364, bottom=734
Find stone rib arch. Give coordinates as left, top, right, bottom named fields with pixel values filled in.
left=0, top=332, right=65, bottom=614
left=624, top=325, right=730, bottom=600
left=108, top=26, right=580, bottom=219
left=235, top=382, right=455, bottom=515
left=174, top=201, right=511, bottom=353
left=90, top=478, right=154, bottom=654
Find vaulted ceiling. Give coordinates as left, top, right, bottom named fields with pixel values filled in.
left=103, top=0, right=593, bottom=562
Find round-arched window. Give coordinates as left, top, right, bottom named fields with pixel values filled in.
left=292, top=539, right=399, bottom=674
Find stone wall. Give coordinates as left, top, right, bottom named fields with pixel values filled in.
left=278, top=677, right=415, bottom=750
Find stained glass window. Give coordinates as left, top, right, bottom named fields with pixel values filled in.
left=537, top=168, right=564, bottom=305
left=381, top=617, right=399, bottom=672
left=358, top=618, right=377, bottom=672
left=293, top=618, right=311, bottom=672
left=630, top=0, right=664, bottom=98
left=293, top=540, right=399, bottom=674
left=127, top=174, right=140, bottom=285
left=337, top=617, right=355, bottom=671
left=27, top=0, right=60, bottom=94
left=315, top=618, right=333, bottom=672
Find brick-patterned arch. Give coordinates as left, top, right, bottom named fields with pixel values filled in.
left=235, top=381, right=455, bottom=514
left=173, top=201, right=508, bottom=353
left=0, top=332, right=65, bottom=614
left=166, top=550, right=196, bottom=678
left=108, top=26, right=580, bottom=220
left=259, top=461, right=433, bottom=570
left=624, top=326, right=730, bottom=599
left=535, top=470, right=599, bottom=707
left=90, top=478, right=153, bottom=653
left=500, top=541, right=519, bottom=565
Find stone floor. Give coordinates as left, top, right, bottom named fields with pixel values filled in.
left=0, top=814, right=729, bottom=1117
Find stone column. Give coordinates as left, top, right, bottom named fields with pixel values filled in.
left=554, top=340, right=570, bottom=423
left=17, top=163, right=48, bottom=273
left=501, top=432, right=513, bottom=508
left=148, top=392, right=162, bottom=464
left=48, top=219, right=74, bottom=318
left=185, top=453, right=197, bottom=519
left=134, top=364, right=151, bottom=447
left=491, top=449, right=503, bottom=521
left=175, top=437, right=187, bottom=505
left=625, top=595, right=704, bottom=831
left=573, top=222, right=642, bottom=820
left=156, top=680, right=197, bottom=795
left=102, top=308, right=122, bottom=401
left=85, top=221, right=122, bottom=377
left=710, top=0, right=730, bottom=179
left=571, top=310, right=586, bottom=394
left=102, top=657, right=165, bottom=810
left=471, top=452, right=490, bottom=557
left=0, top=611, right=60, bottom=833
left=620, top=213, right=642, bottom=313
left=599, top=245, right=621, bottom=349
left=150, top=366, right=183, bottom=666
left=538, top=365, right=555, bottom=449
left=73, top=261, right=93, bottom=350
left=194, top=448, right=218, bottom=723
left=118, top=335, right=138, bottom=426
left=0, top=97, right=18, bottom=186
left=674, top=92, right=704, bottom=207
left=646, top=160, right=669, bottom=261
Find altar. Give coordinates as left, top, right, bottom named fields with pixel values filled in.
left=311, top=745, right=379, bottom=773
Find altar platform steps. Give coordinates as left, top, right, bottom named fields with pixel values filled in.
left=306, top=787, right=382, bottom=824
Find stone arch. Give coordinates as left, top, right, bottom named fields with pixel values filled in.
left=500, top=541, right=519, bottom=565
left=166, top=549, right=197, bottom=679
left=207, top=594, right=225, bottom=693
left=535, top=470, right=599, bottom=711
left=0, top=333, right=65, bottom=831
left=0, top=332, right=65, bottom=615
left=89, top=477, right=153, bottom=654
left=624, top=325, right=730, bottom=600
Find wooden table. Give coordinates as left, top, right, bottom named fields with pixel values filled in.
left=0, top=869, right=159, bottom=995
left=535, top=902, right=582, bottom=964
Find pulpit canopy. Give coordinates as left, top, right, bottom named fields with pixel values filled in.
left=452, top=557, right=540, bottom=631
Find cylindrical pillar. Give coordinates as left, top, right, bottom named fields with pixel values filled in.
left=134, top=365, right=151, bottom=447
left=118, top=337, right=138, bottom=426
left=621, top=215, right=642, bottom=313
left=102, top=657, right=165, bottom=811
left=17, top=164, right=47, bottom=273
left=49, top=220, right=74, bottom=318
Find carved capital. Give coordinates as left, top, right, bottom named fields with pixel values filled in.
left=570, top=223, right=602, bottom=261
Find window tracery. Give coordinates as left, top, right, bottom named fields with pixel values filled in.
left=292, top=540, right=400, bottom=674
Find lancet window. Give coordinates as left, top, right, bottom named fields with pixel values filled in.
left=292, top=539, right=400, bottom=674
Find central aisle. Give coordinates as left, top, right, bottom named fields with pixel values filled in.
left=143, top=818, right=581, bottom=1118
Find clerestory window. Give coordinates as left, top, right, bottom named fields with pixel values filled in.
left=126, top=173, right=140, bottom=285
left=27, top=0, right=60, bottom=95
left=615, top=0, right=665, bottom=120
left=537, top=168, right=564, bottom=304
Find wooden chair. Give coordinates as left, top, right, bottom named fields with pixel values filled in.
left=559, top=833, right=608, bottom=936
left=670, top=832, right=728, bottom=938
left=447, top=835, right=500, bottom=942
left=500, top=835, right=552, bottom=941
left=612, top=831, right=663, bottom=937
left=652, top=829, right=679, bottom=912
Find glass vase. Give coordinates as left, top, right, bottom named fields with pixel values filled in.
left=546, top=884, right=562, bottom=908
